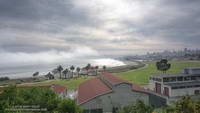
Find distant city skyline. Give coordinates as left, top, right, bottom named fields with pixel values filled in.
left=0, top=0, right=200, bottom=67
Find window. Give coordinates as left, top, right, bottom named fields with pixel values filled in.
left=179, top=86, right=186, bottom=89
left=191, top=76, right=197, bottom=80
left=163, top=78, right=169, bottom=82
left=172, top=87, right=178, bottom=89
left=169, top=77, right=176, bottom=82
left=187, top=85, right=193, bottom=88
left=195, top=90, right=200, bottom=95
left=184, top=76, right=190, bottom=81
left=196, top=76, right=200, bottom=80
left=177, top=77, right=183, bottom=81
left=156, top=78, right=162, bottom=82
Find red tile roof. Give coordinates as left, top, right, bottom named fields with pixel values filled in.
left=100, top=72, right=127, bottom=84
left=78, top=77, right=112, bottom=104
left=132, top=83, right=149, bottom=93
left=78, top=73, right=150, bottom=104
left=39, top=85, right=66, bottom=94
left=101, top=72, right=149, bottom=93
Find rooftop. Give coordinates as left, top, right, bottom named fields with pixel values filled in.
left=151, top=73, right=187, bottom=78
left=185, top=67, right=200, bottom=70
left=165, top=81, right=200, bottom=87
left=100, top=72, right=128, bottom=84
left=151, top=67, right=200, bottom=78
left=77, top=77, right=112, bottom=104
left=78, top=72, right=149, bottom=105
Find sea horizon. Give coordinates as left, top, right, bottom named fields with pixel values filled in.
left=0, top=58, right=126, bottom=79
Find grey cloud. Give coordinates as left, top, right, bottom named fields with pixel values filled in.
left=120, top=0, right=200, bottom=47
left=0, top=0, right=200, bottom=55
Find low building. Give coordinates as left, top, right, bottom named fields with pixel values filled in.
left=149, top=67, right=200, bottom=103
left=45, top=72, right=55, bottom=80
left=77, top=72, right=166, bottom=113
left=80, top=66, right=97, bottom=76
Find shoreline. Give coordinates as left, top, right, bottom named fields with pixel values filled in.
left=100, top=60, right=145, bottom=73
left=0, top=60, right=145, bottom=86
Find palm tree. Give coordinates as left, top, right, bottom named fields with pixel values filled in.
left=57, top=65, right=63, bottom=79
left=76, top=67, right=81, bottom=77
left=33, top=72, right=39, bottom=78
left=62, top=68, right=69, bottom=79
left=70, top=65, right=75, bottom=78
left=95, top=66, right=99, bottom=75
left=86, top=63, right=91, bottom=75
left=103, top=65, right=106, bottom=72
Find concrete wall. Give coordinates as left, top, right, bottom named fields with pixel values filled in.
left=187, top=69, right=200, bottom=75
left=149, top=93, right=167, bottom=107
left=80, top=83, right=149, bottom=113
left=171, top=87, right=200, bottom=97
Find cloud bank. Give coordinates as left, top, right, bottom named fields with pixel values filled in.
left=0, top=47, right=99, bottom=68
left=0, top=0, right=200, bottom=67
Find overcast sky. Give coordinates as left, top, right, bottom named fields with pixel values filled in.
left=0, top=0, right=200, bottom=67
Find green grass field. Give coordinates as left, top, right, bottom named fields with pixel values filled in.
left=19, top=76, right=93, bottom=90
left=19, top=61, right=200, bottom=90
left=115, top=61, right=200, bottom=85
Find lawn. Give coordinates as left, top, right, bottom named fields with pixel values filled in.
left=19, top=61, right=200, bottom=90
left=115, top=61, right=200, bottom=85
left=19, top=76, right=94, bottom=90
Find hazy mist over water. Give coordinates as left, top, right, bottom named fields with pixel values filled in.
left=0, top=47, right=125, bottom=78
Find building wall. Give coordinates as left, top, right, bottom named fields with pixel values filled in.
left=149, top=80, right=172, bottom=97
left=149, top=93, right=167, bottom=107
left=80, top=83, right=149, bottom=113
left=171, top=87, right=200, bottom=97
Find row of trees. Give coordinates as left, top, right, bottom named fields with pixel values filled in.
left=117, top=96, right=200, bottom=113
left=0, top=77, right=10, bottom=82
left=0, top=85, right=82, bottom=113
left=160, top=96, right=200, bottom=113
left=117, top=100, right=154, bottom=113
left=52, top=64, right=107, bottom=79
left=1, top=85, right=200, bottom=113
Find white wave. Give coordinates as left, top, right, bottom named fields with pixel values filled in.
left=91, top=58, right=125, bottom=67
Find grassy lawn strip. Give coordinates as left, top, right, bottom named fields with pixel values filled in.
left=19, top=76, right=94, bottom=90
left=115, top=61, right=200, bottom=85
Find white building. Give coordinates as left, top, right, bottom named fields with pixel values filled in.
left=149, top=67, right=200, bottom=103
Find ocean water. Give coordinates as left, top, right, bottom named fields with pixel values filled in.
left=0, top=58, right=125, bottom=79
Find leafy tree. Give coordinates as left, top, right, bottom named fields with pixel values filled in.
left=0, top=85, right=17, bottom=113
left=76, top=67, right=81, bottom=77
left=85, top=64, right=91, bottom=75
left=95, top=66, right=99, bottom=75
left=0, top=77, right=10, bottom=82
left=57, top=65, right=63, bottom=79
left=103, top=65, right=106, bottom=72
left=62, top=69, right=69, bottom=79
left=70, top=65, right=75, bottom=78
left=0, top=85, right=82, bottom=113
left=195, top=99, right=200, bottom=113
left=117, top=100, right=154, bottom=113
left=33, top=72, right=39, bottom=78
left=156, top=59, right=171, bottom=73
left=57, top=99, right=82, bottom=113
left=0, top=85, right=17, bottom=105
left=175, top=96, right=194, bottom=113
